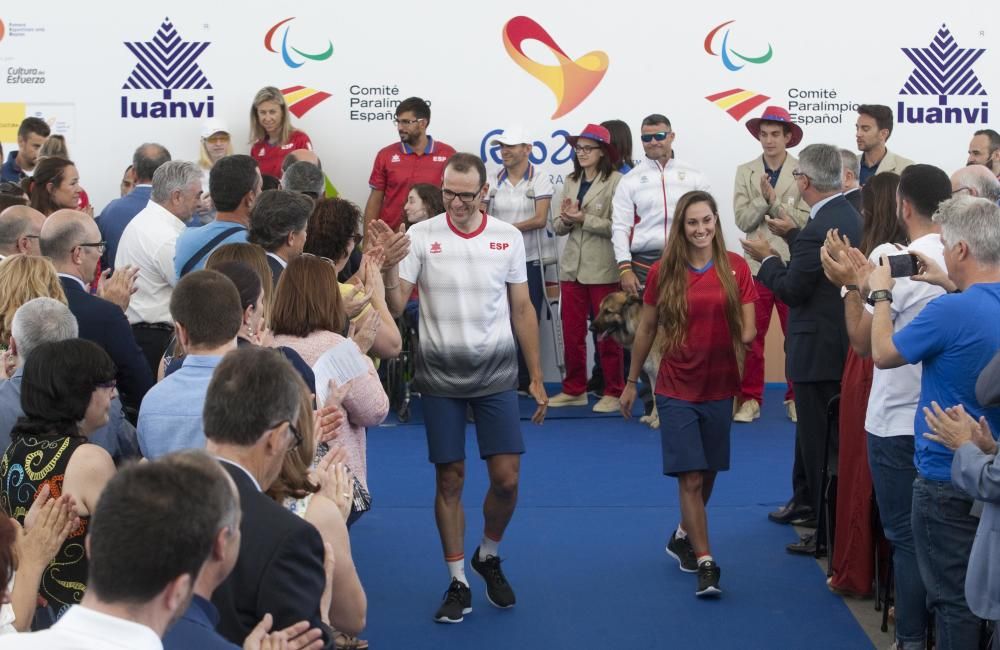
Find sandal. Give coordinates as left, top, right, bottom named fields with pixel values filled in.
left=334, top=632, right=369, bottom=649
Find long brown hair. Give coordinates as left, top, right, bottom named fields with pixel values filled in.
left=266, top=373, right=320, bottom=502
left=655, top=191, right=745, bottom=374
left=22, top=157, right=75, bottom=216
left=207, top=243, right=272, bottom=326
left=859, top=172, right=906, bottom=255
left=271, top=255, right=345, bottom=338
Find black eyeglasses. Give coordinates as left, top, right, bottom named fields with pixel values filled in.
left=286, top=421, right=302, bottom=452
left=442, top=187, right=483, bottom=204
left=640, top=131, right=671, bottom=143
left=77, top=241, right=107, bottom=254
left=791, top=170, right=809, bottom=180
left=574, top=144, right=602, bottom=154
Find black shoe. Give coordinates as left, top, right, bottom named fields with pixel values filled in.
left=768, top=500, right=813, bottom=525
left=786, top=533, right=827, bottom=557
left=792, top=515, right=818, bottom=529
left=433, top=579, right=472, bottom=623
left=695, top=560, right=722, bottom=597
left=471, top=547, right=516, bottom=608
left=586, top=374, right=605, bottom=396
left=665, top=532, right=698, bottom=573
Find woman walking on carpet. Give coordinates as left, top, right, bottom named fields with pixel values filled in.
left=620, top=190, right=757, bottom=597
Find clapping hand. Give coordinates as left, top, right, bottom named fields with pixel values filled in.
left=243, top=613, right=324, bottom=650
left=923, top=402, right=997, bottom=454
left=764, top=205, right=796, bottom=238
left=759, top=174, right=776, bottom=205
left=341, top=282, right=374, bottom=320
left=869, top=255, right=896, bottom=293
left=347, top=307, right=379, bottom=354
left=369, top=220, right=410, bottom=269
left=311, top=446, right=353, bottom=521
left=314, top=381, right=348, bottom=444
left=97, top=265, right=139, bottom=312
left=740, top=234, right=777, bottom=262
left=18, top=484, right=79, bottom=571
left=560, top=198, right=583, bottom=224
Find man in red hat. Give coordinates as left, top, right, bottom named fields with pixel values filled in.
left=733, top=106, right=808, bottom=427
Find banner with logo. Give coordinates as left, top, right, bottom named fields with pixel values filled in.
left=1, top=3, right=995, bottom=378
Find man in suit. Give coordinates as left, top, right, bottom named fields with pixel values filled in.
left=41, top=209, right=154, bottom=417
left=742, top=143, right=862, bottom=555
left=204, top=346, right=333, bottom=649
left=732, top=106, right=808, bottom=426
left=839, top=149, right=862, bottom=213
left=856, top=105, right=912, bottom=186
left=0, top=205, right=45, bottom=259
left=247, top=190, right=312, bottom=285
left=97, top=142, right=171, bottom=270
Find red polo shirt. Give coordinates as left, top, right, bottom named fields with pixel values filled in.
left=368, top=136, right=455, bottom=230
left=251, top=130, right=313, bottom=179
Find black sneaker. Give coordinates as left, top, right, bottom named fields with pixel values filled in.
left=471, top=547, right=516, bottom=608
left=433, top=579, right=472, bottom=623
left=665, top=532, right=698, bottom=573
left=695, top=560, right=722, bottom=597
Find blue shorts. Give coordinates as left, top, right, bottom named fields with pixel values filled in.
left=656, top=395, right=732, bottom=477
left=422, top=390, right=525, bottom=464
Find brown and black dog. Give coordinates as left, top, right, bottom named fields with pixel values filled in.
left=590, top=291, right=664, bottom=428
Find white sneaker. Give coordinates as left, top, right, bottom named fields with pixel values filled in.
left=733, top=399, right=760, bottom=423
left=784, top=399, right=798, bottom=423
left=592, top=395, right=621, bottom=413
left=548, top=392, right=588, bottom=407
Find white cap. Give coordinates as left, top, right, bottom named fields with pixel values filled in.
left=490, top=126, right=532, bottom=147
left=201, top=118, right=230, bottom=139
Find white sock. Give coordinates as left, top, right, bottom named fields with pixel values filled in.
left=478, top=535, right=500, bottom=560
left=447, top=557, right=468, bottom=586
left=697, top=554, right=714, bottom=566
left=675, top=525, right=688, bottom=540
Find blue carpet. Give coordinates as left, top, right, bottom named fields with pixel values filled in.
left=352, top=386, right=875, bottom=649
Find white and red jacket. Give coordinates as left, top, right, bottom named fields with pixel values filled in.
left=610, top=157, right=710, bottom=269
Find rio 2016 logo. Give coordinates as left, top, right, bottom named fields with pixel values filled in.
left=704, top=20, right=773, bottom=71
left=502, top=16, right=608, bottom=119
left=264, top=17, right=333, bottom=68
left=480, top=128, right=574, bottom=167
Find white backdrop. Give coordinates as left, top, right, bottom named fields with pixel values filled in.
left=1, top=1, right=996, bottom=378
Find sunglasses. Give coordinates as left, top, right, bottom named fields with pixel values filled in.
left=640, top=131, right=671, bottom=143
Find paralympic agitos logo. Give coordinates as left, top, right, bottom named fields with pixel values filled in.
left=703, top=20, right=773, bottom=72
left=264, top=17, right=333, bottom=68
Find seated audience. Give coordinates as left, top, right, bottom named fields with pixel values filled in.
left=137, top=270, right=242, bottom=459
left=203, top=347, right=333, bottom=647
left=0, top=339, right=117, bottom=621
left=174, top=155, right=261, bottom=277
left=303, top=198, right=401, bottom=358
left=41, top=209, right=153, bottom=416
left=247, top=189, right=313, bottom=285
left=0, top=298, right=139, bottom=463
left=0, top=205, right=45, bottom=259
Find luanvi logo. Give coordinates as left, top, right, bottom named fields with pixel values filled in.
left=898, top=24, right=988, bottom=124
left=121, top=17, right=213, bottom=119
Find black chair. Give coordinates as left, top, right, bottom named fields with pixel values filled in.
left=816, top=394, right=840, bottom=562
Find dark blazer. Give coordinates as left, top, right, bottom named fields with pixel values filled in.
left=97, top=185, right=153, bottom=270
left=60, top=276, right=154, bottom=412
left=757, top=195, right=862, bottom=383
left=266, top=254, right=284, bottom=287
left=213, top=460, right=333, bottom=649
left=844, top=188, right=862, bottom=213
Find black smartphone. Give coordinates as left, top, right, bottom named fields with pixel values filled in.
left=883, top=253, right=919, bottom=278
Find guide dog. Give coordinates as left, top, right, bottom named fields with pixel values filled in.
left=590, top=291, right=663, bottom=428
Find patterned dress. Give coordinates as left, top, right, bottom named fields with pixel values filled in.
left=1, top=433, right=89, bottom=619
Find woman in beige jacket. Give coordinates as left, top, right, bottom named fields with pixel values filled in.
left=549, top=124, right=624, bottom=413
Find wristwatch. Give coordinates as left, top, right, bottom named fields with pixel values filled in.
left=866, top=289, right=893, bottom=306
left=840, top=284, right=860, bottom=299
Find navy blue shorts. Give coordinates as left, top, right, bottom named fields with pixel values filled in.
left=422, top=391, right=525, bottom=464
left=656, top=395, right=732, bottom=477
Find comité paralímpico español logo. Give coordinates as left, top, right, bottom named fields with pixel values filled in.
left=265, top=17, right=333, bottom=68
left=898, top=23, right=988, bottom=124
left=703, top=20, right=773, bottom=72
left=502, top=16, right=608, bottom=120
left=121, top=17, right=213, bottom=119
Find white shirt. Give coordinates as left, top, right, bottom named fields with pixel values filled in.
left=0, top=604, right=162, bottom=649
left=399, top=212, right=527, bottom=397
left=266, top=251, right=288, bottom=269
left=611, top=157, right=710, bottom=263
left=808, top=193, right=842, bottom=220
left=486, top=165, right=554, bottom=262
left=865, top=234, right=947, bottom=437
left=115, top=200, right=186, bottom=324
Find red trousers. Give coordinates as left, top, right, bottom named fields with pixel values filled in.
left=740, top=280, right=793, bottom=403
left=560, top=280, right=623, bottom=396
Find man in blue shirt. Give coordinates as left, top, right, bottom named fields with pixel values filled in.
left=870, top=194, right=1000, bottom=649
left=97, top=142, right=171, bottom=270
left=174, top=155, right=259, bottom=277
left=0, top=117, right=49, bottom=183
left=137, top=270, right=243, bottom=459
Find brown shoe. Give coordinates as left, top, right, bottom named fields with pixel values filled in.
left=335, top=632, right=369, bottom=649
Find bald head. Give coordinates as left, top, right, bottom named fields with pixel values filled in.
left=0, top=205, right=45, bottom=256
left=40, top=209, right=100, bottom=265
left=951, top=165, right=1000, bottom=203
left=282, top=148, right=321, bottom=172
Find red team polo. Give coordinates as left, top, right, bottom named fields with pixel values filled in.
left=251, top=130, right=313, bottom=179
left=368, top=137, right=456, bottom=230
left=643, top=253, right=757, bottom=402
